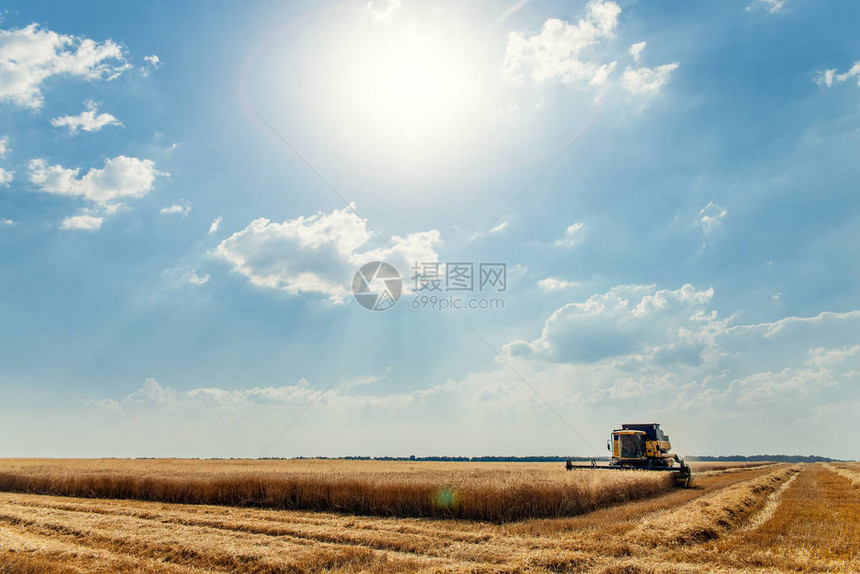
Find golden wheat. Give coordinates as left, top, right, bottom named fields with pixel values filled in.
left=0, top=459, right=674, bottom=522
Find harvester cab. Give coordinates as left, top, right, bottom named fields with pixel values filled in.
left=610, top=423, right=692, bottom=486
left=610, top=423, right=675, bottom=468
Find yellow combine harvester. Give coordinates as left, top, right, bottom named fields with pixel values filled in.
left=568, top=423, right=693, bottom=487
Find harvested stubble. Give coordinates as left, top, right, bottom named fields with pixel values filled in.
left=632, top=464, right=801, bottom=545
left=0, top=459, right=675, bottom=522
left=822, top=462, right=860, bottom=486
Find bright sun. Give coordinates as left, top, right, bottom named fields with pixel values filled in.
left=307, top=6, right=495, bottom=174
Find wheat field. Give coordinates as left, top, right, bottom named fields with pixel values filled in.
left=0, top=459, right=856, bottom=573
left=0, top=459, right=676, bottom=522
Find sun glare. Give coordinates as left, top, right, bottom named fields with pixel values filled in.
left=345, top=28, right=473, bottom=136
left=308, top=8, right=494, bottom=174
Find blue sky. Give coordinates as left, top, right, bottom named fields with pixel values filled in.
left=1, top=0, right=858, bottom=459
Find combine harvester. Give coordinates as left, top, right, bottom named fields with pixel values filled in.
left=568, top=423, right=693, bottom=487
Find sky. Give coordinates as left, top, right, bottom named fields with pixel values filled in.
left=0, top=0, right=858, bottom=459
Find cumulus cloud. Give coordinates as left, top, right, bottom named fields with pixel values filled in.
left=213, top=205, right=441, bottom=303
left=746, top=0, right=785, bottom=14
left=141, top=54, right=161, bottom=76
left=435, top=285, right=857, bottom=455
left=84, top=377, right=173, bottom=409
left=208, top=216, right=222, bottom=234
left=629, top=41, right=646, bottom=62
left=698, top=201, right=727, bottom=233
left=496, top=285, right=859, bottom=425
left=0, top=167, right=12, bottom=187
left=160, top=203, right=190, bottom=217
left=51, top=100, right=122, bottom=134
left=163, top=266, right=210, bottom=287
left=0, top=133, right=14, bottom=188
left=537, top=277, right=579, bottom=292
left=60, top=213, right=103, bottom=231
left=28, top=156, right=166, bottom=230
left=0, top=23, right=129, bottom=109
left=804, top=345, right=860, bottom=368
left=621, top=62, right=679, bottom=94
left=815, top=61, right=860, bottom=87
left=503, top=1, right=620, bottom=86
left=554, top=221, right=585, bottom=247
left=28, top=155, right=166, bottom=207
left=505, top=283, right=716, bottom=364
left=503, top=1, right=677, bottom=96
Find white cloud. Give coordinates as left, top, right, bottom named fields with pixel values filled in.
left=815, top=61, right=860, bottom=88
left=208, top=216, right=222, bottom=234
left=537, top=277, right=579, bottom=292
left=364, top=0, right=401, bottom=23
left=0, top=23, right=129, bottom=109
left=468, top=220, right=508, bottom=243
left=0, top=135, right=8, bottom=157
left=1, top=218, right=14, bottom=226
left=84, top=376, right=399, bottom=413
left=60, top=213, right=103, bottom=231
left=488, top=221, right=508, bottom=234
left=505, top=283, right=716, bottom=363
left=28, top=155, right=167, bottom=206
left=629, top=41, right=646, bottom=62
left=213, top=205, right=441, bottom=304
left=84, top=378, right=173, bottom=409
left=164, top=266, right=210, bottom=287
left=50, top=100, right=122, bottom=134
left=698, top=201, right=727, bottom=233
left=815, top=69, right=836, bottom=88
left=141, top=54, right=161, bottom=77
left=489, top=286, right=860, bottom=453
left=621, top=62, right=679, bottom=94
left=502, top=2, right=677, bottom=97
left=805, top=345, right=860, bottom=368
left=160, top=203, right=190, bottom=217
left=746, top=0, right=785, bottom=14
left=503, top=1, right=621, bottom=87
left=76, top=289, right=860, bottom=458
left=29, top=156, right=166, bottom=229
left=554, top=221, right=585, bottom=247
left=0, top=167, right=12, bottom=187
